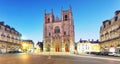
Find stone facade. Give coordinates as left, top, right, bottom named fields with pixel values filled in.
left=43, top=7, right=74, bottom=52
left=0, top=22, right=22, bottom=53
left=100, top=10, right=120, bottom=53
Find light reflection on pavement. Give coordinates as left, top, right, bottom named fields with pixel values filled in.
left=0, top=53, right=120, bottom=64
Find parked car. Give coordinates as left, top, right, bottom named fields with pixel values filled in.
left=96, top=52, right=109, bottom=56
left=114, top=52, right=120, bottom=57
left=8, top=50, right=22, bottom=54
left=108, top=52, right=116, bottom=56
left=90, top=52, right=99, bottom=55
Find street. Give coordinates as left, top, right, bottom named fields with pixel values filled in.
left=0, top=53, right=120, bottom=64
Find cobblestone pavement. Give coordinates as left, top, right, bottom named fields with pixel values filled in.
left=0, top=53, right=120, bottom=64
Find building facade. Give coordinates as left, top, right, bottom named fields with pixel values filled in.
left=43, top=7, right=74, bottom=52
left=21, top=40, right=34, bottom=53
left=35, top=42, right=43, bottom=53
left=77, top=39, right=100, bottom=54
left=0, top=22, right=22, bottom=53
left=100, top=10, right=120, bottom=53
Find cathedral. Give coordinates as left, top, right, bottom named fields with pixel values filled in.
left=43, top=6, right=74, bottom=52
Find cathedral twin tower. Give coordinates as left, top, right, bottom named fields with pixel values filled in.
left=43, top=6, right=74, bottom=52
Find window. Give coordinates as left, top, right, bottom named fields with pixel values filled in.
left=115, top=16, right=118, bottom=21
left=47, top=18, right=50, bottom=23
left=65, top=15, right=68, bottom=21
left=7, top=34, right=10, bottom=38
left=49, top=32, right=51, bottom=36
left=54, top=26, right=60, bottom=33
left=64, top=32, right=66, bottom=35
left=109, top=21, right=111, bottom=25
left=104, top=25, right=106, bottom=28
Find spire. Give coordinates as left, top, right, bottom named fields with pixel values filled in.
left=69, top=5, right=72, bottom=11
left=56, top=16, right=59, bottom=22
left=51, top=9, right=53, bottom=14
left=44, top=9, right=46, bottom=14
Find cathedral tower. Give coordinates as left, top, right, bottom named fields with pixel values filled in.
left=43, top=6, right=74, bottom=52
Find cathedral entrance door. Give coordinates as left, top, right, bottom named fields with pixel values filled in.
left=65, top=44, right=69, bottom=52
left=55, top=47, right=59, bottom=52
left=58, top=48, right=59, bottom=52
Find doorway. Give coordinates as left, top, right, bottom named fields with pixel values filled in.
left=55, top=47, right=59, bottom=52
left=65, top=44, right=69, bottom=52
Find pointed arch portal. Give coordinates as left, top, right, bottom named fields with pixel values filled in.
left=65, top=44, right=69, bottom=52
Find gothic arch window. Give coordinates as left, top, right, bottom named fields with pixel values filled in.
left=54, top=26, right=60, bottom=33
left=49, top=32, right=51, bottom=36
left=65, top=15, right=68, bottom=21
left=47, top=18, right=50, bottom=23
left=64, top=31, right=66, bottom=35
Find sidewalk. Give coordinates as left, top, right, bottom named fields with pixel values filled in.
left=35, top=52, right=75, bottom=56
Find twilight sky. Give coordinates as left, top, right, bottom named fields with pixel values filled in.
left=0, top=0, right=120, bottom=44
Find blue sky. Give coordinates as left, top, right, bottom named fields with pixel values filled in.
left=0, top=0, right=120, bottom=44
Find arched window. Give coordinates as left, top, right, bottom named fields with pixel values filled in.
left=49, top=32, right=51, bottom=36
left=47, top=18, right=50, bottom=23
left=54, top=26, right=60, bottom=33
left=64, top=31, right=66, bottom=35
left=65, top=15, right=68, bottom=21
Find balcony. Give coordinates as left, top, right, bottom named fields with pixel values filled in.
left=100, top=36, right=120, bottom=43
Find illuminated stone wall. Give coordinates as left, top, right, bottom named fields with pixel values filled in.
left=43, top=7, right=74, bottom=52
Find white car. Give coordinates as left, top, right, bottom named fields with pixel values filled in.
left=114, top=52, right=120, bottom=57
left=108, top=52, right=116, bottom=56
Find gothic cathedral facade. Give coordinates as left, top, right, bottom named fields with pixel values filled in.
left=43, top=7, right=74, bottom=52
